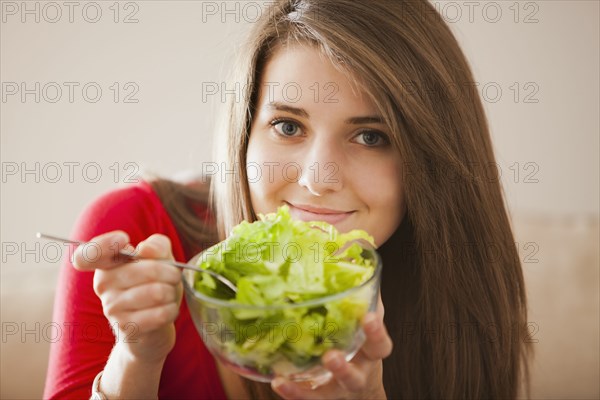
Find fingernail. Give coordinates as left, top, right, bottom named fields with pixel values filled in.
left=110, top=231, right=128, bottom=244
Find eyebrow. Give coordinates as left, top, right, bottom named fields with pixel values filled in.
left=266, top=102, right=385, bottom=125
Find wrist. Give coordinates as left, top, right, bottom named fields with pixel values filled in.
left=363, top=383, right=387, bottom=400
left=371, top=387, right=387, bottom=400
left=113, top=341, right=169, bottom=365
left=99, top=342, right=167, bottom=399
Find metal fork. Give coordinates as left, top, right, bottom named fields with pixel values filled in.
left=36, top=232, right=237, bottom=293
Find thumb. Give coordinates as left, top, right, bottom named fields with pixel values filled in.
left=135, top=234, right=173, bottom=260
left=72, top=230, right=130, bottom=271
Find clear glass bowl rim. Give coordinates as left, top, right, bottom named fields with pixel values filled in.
left=182, top=246, right=382, bottom=310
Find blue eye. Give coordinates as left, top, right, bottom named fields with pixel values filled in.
left=356, top=131, right=390, bottom=147
left=272, top=120, right=301, bottom=137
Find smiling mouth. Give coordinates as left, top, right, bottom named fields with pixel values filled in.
left=285, top=201, right=355, bottom=224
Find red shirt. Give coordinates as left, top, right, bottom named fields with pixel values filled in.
left=43, top=181, right=227, bottom=399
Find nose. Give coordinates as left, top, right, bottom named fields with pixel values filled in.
left=297, top=137, right=344, bottom=196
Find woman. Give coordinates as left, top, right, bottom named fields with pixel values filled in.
left=44, top=0, right=530, bottom=398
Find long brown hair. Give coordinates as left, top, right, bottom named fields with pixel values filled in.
left=154, top=0, right=530, bottom=398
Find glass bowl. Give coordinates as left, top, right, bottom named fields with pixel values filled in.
left=181, top=240, right=382, bottom=384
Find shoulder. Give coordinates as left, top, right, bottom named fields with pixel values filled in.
left=73, top=180, right=170, bottom=244
left=82, top=180, right=159, bottom=217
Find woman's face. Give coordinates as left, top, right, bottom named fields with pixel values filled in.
left=246, top=45, right=405, bottom=247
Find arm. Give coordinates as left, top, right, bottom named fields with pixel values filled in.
left=43, top=185, right=177, bottom=399
left=78, top=231, right=182, bottom=399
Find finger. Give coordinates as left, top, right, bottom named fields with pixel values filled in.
left=72, top=231, right=130, bottom=271
left=271, top=377, right=340, bottom=400
left=322, top=350, right=371, bottom=392
left=376, top=291, right=384, bottom=318
left=93, top=260, right=182, bottom=292
left=135, top=234, right=173, bottom=260
left=103, top=282, right=178, bottom=314
left=117, top=302, right=180, bottom=334
left=359, top=312, right=393, bottom=361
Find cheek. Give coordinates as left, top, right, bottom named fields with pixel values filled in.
left=354, top=161, right=403, bottom=207
left=246, top=138, right=288, bottom=214
left=356, top=162, right=405, bottom=246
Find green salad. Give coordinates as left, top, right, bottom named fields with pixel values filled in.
left=192, top=204, right=377, bottom=373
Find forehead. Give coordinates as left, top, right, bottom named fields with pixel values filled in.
left=257, top=45, right=377, bottom=111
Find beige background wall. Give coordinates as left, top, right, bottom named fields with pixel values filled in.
left=1, top=1, right=598, bottom=398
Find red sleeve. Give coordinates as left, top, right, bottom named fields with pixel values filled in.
left=43, top=182, right=227, bottom=399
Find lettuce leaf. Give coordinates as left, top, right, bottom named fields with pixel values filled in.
left=193, top=204, right=376, bottom=372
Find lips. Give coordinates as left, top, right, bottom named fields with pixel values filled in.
left=285, top=201, right=355, bottom=224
